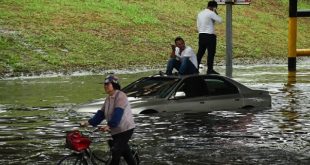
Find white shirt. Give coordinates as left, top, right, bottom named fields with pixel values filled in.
left=175, top=46, right=198, bottom=69
left=197, top=9, right=222, bottom=34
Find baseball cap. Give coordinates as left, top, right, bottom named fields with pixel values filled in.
left=103, top=75, right=119, bottom=84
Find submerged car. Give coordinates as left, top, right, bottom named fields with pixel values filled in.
left=75, top=74, right=271, bottom=114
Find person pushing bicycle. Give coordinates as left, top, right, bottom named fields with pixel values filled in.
left=80, top=74, right=136, bottom=165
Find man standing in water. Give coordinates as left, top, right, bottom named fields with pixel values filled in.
left=197, top=0, right=222, bottom=74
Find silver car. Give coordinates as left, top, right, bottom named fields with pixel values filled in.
left=75, top=74, right=271, bottom=114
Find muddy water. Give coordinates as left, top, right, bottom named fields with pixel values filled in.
left=0, top=64, right=309, bottom=165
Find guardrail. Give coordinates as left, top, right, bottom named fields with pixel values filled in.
left=288, top=0, right=310, bottom=84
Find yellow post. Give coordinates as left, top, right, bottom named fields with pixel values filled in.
left=288, top=17, right=297, bottom=84
left=288, top=18, right=297, bottom=58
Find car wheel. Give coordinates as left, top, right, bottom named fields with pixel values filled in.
left=140, top=109, right=158, bottom=114
left=241, top=105, right=254, bottom=110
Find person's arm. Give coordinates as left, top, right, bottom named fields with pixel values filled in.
left=170, top=44, right=176, bottom=58
left=87, top=110, right=105, bottom=127
left=212, top=9, right=222, bottom=23
left=174, top=47, right=182, bottom=58
left=214, top=8, right=219, bottom=15
left=196, top=15, right=200, bottom=33
left=107, top=107, right=124, bottom=128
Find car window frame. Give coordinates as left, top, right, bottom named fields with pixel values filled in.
left=122, top=76, right=180, bottom=98
left=203, top=76, right=240, bottom=96
left=170, top=76, right=208, bottom=100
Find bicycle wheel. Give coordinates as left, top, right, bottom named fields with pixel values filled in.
left=132, top=149, right=140, bottom=165
left=57, top=153, right=87, bottom=165
left=117, top=150, right=139, bottom=165
left=118, top=157, right=138, bottom=165
left=91, top=150, right=110, bottom=164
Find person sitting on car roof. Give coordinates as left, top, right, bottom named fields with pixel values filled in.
left=165, top=36, right=198, bottom=75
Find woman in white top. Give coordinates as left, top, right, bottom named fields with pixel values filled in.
left=80, top=75, right=136, bottom=165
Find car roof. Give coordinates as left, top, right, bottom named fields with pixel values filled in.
left=147, top=73, right=249, bottom=91
left=149, top=73, right=229, bottom=80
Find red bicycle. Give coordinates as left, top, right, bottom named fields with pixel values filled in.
left=57, top=128, right=140, bottom=165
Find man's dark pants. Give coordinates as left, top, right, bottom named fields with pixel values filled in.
left=197, top=33, right=217, bottom=71
left=166, top=58, right=198, bottom=75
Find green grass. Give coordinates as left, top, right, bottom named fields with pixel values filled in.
left=0, top=0, right=309, bottom=75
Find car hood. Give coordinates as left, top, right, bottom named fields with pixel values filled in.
left=74, top=96, right=161, bottom=114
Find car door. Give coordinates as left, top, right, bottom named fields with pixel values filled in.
left=204, top=77, right=243, bottom=111
left=165, top=76, right=209, bottom=113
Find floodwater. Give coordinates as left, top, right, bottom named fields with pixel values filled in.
left=0, top=64, right=309, bottom=165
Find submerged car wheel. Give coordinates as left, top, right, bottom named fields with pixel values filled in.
left=241, top=105, right=255, bottom=110
left=140, top=109, right=158, bottom=114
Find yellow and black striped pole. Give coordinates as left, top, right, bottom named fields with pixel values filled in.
left=288, top=0, right=297, bottom=84
left=288, top=0, right=310, bottom=84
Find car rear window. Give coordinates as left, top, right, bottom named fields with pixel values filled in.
left=123, top=77, right=180, bottom=98
left=205, top=78, right=239, bottom=96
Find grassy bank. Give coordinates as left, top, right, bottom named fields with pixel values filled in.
left=0, top=0, right=310, bottom=76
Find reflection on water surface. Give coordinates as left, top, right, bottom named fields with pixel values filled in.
left=0, top=65, right=309, bottom=164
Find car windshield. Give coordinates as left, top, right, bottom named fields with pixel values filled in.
left=122, top=77, right=180, bottom=98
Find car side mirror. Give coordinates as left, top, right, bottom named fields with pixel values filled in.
left=170, top=91, right=186, bottom=100
left=175, top=91, right=186, bottom=97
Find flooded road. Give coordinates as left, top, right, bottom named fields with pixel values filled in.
left=0, top=64, right=309, bottom=164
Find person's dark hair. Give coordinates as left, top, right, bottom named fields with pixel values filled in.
left=174, top=36, right=184, bottom=43
left=208, top=1, right=218, bottom=8
left=112, top=82, right=121, bottom=90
